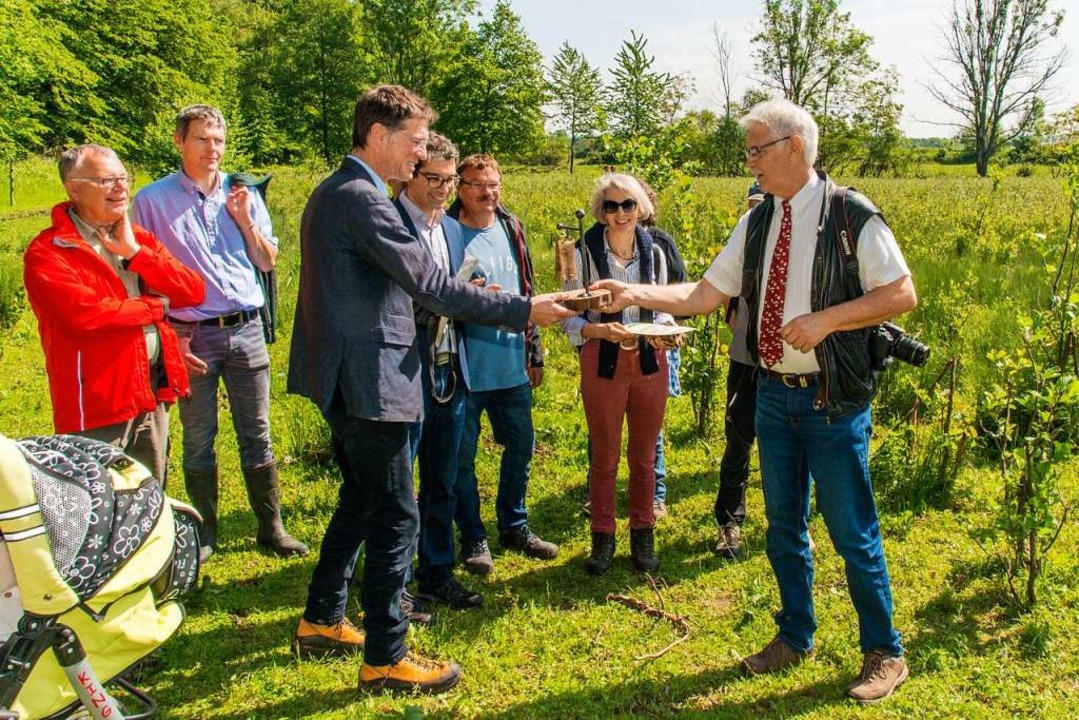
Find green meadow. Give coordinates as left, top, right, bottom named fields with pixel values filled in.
left=1, top=160, right=1076, bottom=718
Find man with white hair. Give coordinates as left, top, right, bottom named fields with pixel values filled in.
left=595, top=98, right=916, bottom=704
left=24, top=144, right=206, bottom=483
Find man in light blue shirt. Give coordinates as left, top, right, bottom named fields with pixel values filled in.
left=132, top=104, right=306, bottom=562
left=446, top=153, right=558, bottom=574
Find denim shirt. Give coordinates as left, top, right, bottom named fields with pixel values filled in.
left=132, top=170, right=277, bottom=322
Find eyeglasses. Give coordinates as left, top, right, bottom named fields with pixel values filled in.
left=394, top=131, right=429, bottom=150
left=744, top=136, right=792, bottom=159
left=459, top=180, right=501, bottom=191
left=418, top=171, right=458, bottom=189
left=602, top=198, right=638, bottom=214
left=69, top=175, right=133, bottom=189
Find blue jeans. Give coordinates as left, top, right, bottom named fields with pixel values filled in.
left=455, top=381, right=533, bottom=542
left=653, top=347, right=681, bottom=503
left=755, top=374, right=902, bottom=656
left=653, top=433, right=667, bottom=502
left=174, top=319, right=273, bottom=471
left=305, top=405, right=417, bottom=667
left=414, top=360, right=467, bottom=589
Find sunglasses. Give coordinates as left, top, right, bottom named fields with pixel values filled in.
left=602, top=198, right=638, bottom=214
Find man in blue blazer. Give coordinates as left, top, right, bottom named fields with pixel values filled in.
left=287, top=85, right=572, bottom=694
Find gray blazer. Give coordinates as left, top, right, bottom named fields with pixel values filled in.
left=287, top=157, right=530, bottom=422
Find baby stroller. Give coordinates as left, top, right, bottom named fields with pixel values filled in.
left=0, top=434, right=201, bottom=719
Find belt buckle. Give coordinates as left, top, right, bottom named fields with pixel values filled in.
left=782, top=373, right=799, bottom=388
left=619, top=338, right=638, bottom=351
left=218, top=312, right=240, bottom=328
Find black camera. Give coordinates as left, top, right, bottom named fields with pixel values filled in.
left=868, top=322, right=929, bottom=371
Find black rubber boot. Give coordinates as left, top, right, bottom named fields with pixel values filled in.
left=630, top=526, right=660, bottom=573
left=242, top=463, right=309, bottom=557
left=585, top=532, right=616, bottom=576
left=184, top=467, right=218, bottom=563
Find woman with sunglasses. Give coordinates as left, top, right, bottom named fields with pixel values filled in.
left=562, top=174, right=674, bottom=575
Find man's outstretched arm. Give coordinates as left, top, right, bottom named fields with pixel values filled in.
left=590, top=278, right=730, bottom=318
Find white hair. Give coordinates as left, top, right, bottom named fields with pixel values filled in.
left=589, top=173, right=654, bottom=223
left=740, top=99, right=818, bottom=166
left=58, top=144, right=120, bottom=182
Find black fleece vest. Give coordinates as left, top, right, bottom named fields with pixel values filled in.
left=582, top=223, right=659, bottom=379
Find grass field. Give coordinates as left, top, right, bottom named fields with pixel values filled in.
left=1, top=159, right=1077, bottom=719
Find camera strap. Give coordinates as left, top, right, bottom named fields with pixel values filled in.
left=830, top=186, right=868, bottom=303
left=835, top=188, right=858, bottom=266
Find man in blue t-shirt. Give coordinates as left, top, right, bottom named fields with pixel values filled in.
left=446, top=154, right=558, bottom=574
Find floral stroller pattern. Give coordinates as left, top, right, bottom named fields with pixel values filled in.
left=0, top=435, right=200, bottom=719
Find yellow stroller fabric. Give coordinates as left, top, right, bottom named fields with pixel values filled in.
left=0, top=434, right=200, bottom=719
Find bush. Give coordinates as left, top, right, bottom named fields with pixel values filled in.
left=0, top=255, right=23, bottom=329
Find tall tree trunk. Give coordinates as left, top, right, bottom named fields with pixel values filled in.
left=569, top=129, right=576, bottom=174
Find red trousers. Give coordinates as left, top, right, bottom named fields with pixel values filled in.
left=580, top=341, right=668, bottom=533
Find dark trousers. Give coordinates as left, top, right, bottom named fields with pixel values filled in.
left=79, top=402, right=170, bottom=487
left=303, top=408, right=418, bottom=666
left=415, top=359, right=468, bottom=590
left=715, top=359, right=756, bottom=527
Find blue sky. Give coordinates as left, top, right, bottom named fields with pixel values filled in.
left=477, top=0, right=1078, bottom=138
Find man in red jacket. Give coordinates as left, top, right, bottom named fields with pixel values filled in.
left=24, top=144, right=206, bottom=485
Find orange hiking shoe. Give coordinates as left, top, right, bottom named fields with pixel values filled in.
left=359, top=651, right=462, bottom=694
left=292, top=617, right=365, bottom=658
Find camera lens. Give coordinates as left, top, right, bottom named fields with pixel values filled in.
left=891, top=335, right=930, bottom=366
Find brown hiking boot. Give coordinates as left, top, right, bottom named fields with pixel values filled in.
left=292, top=617, right=364, bottom=658
left=460, top=538, right=495, bottom=576
left=743, top=635, right=814, bottom=675
left=652, top=499, right=668, bottom=520
left=847, top=651, right=909, bottom=704
left=359, top=651, right=462, bottom=694
left=715, top=524, right=742, bottom=560
left=499, top=525, right=559, bottom=559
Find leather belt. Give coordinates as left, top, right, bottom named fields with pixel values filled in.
left=173, top=309, right=259, bottom=329
left=763, top=369, right=821, bottom=388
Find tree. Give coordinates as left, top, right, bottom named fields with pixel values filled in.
left=659, top=73, right=695, bottom=127
left=433, top=1, right=546, bottom=157
left=361, top=0, right=476, bottom=98
left=929, top=0, right=1067, bottom=176
left=547, top=42, right=604, bottom=173
left=753, top=0, right=873, bottom=107
left=0, top=0, right=94, bottom=160
left=711, top=24, right=736, bottom=118
left=35, top=0, right=234, bottom=163
left=259, top=0, right=368, bottom=165
left=709, top=25, right=746, bottom=176
left=751, top=0, right=905, bottom=173
left=606, top=31, right=671, bottom=139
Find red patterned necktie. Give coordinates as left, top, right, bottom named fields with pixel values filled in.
left=759, top=200, right=792, bottom=368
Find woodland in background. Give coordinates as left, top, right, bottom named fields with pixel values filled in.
left=2, top=0, right=1075, bottom=180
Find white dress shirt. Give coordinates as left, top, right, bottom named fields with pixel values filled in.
left=703, top=173, right=910, bottom=374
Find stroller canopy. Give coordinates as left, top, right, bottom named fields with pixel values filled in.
left=0, top=435, right=200, bottom=719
